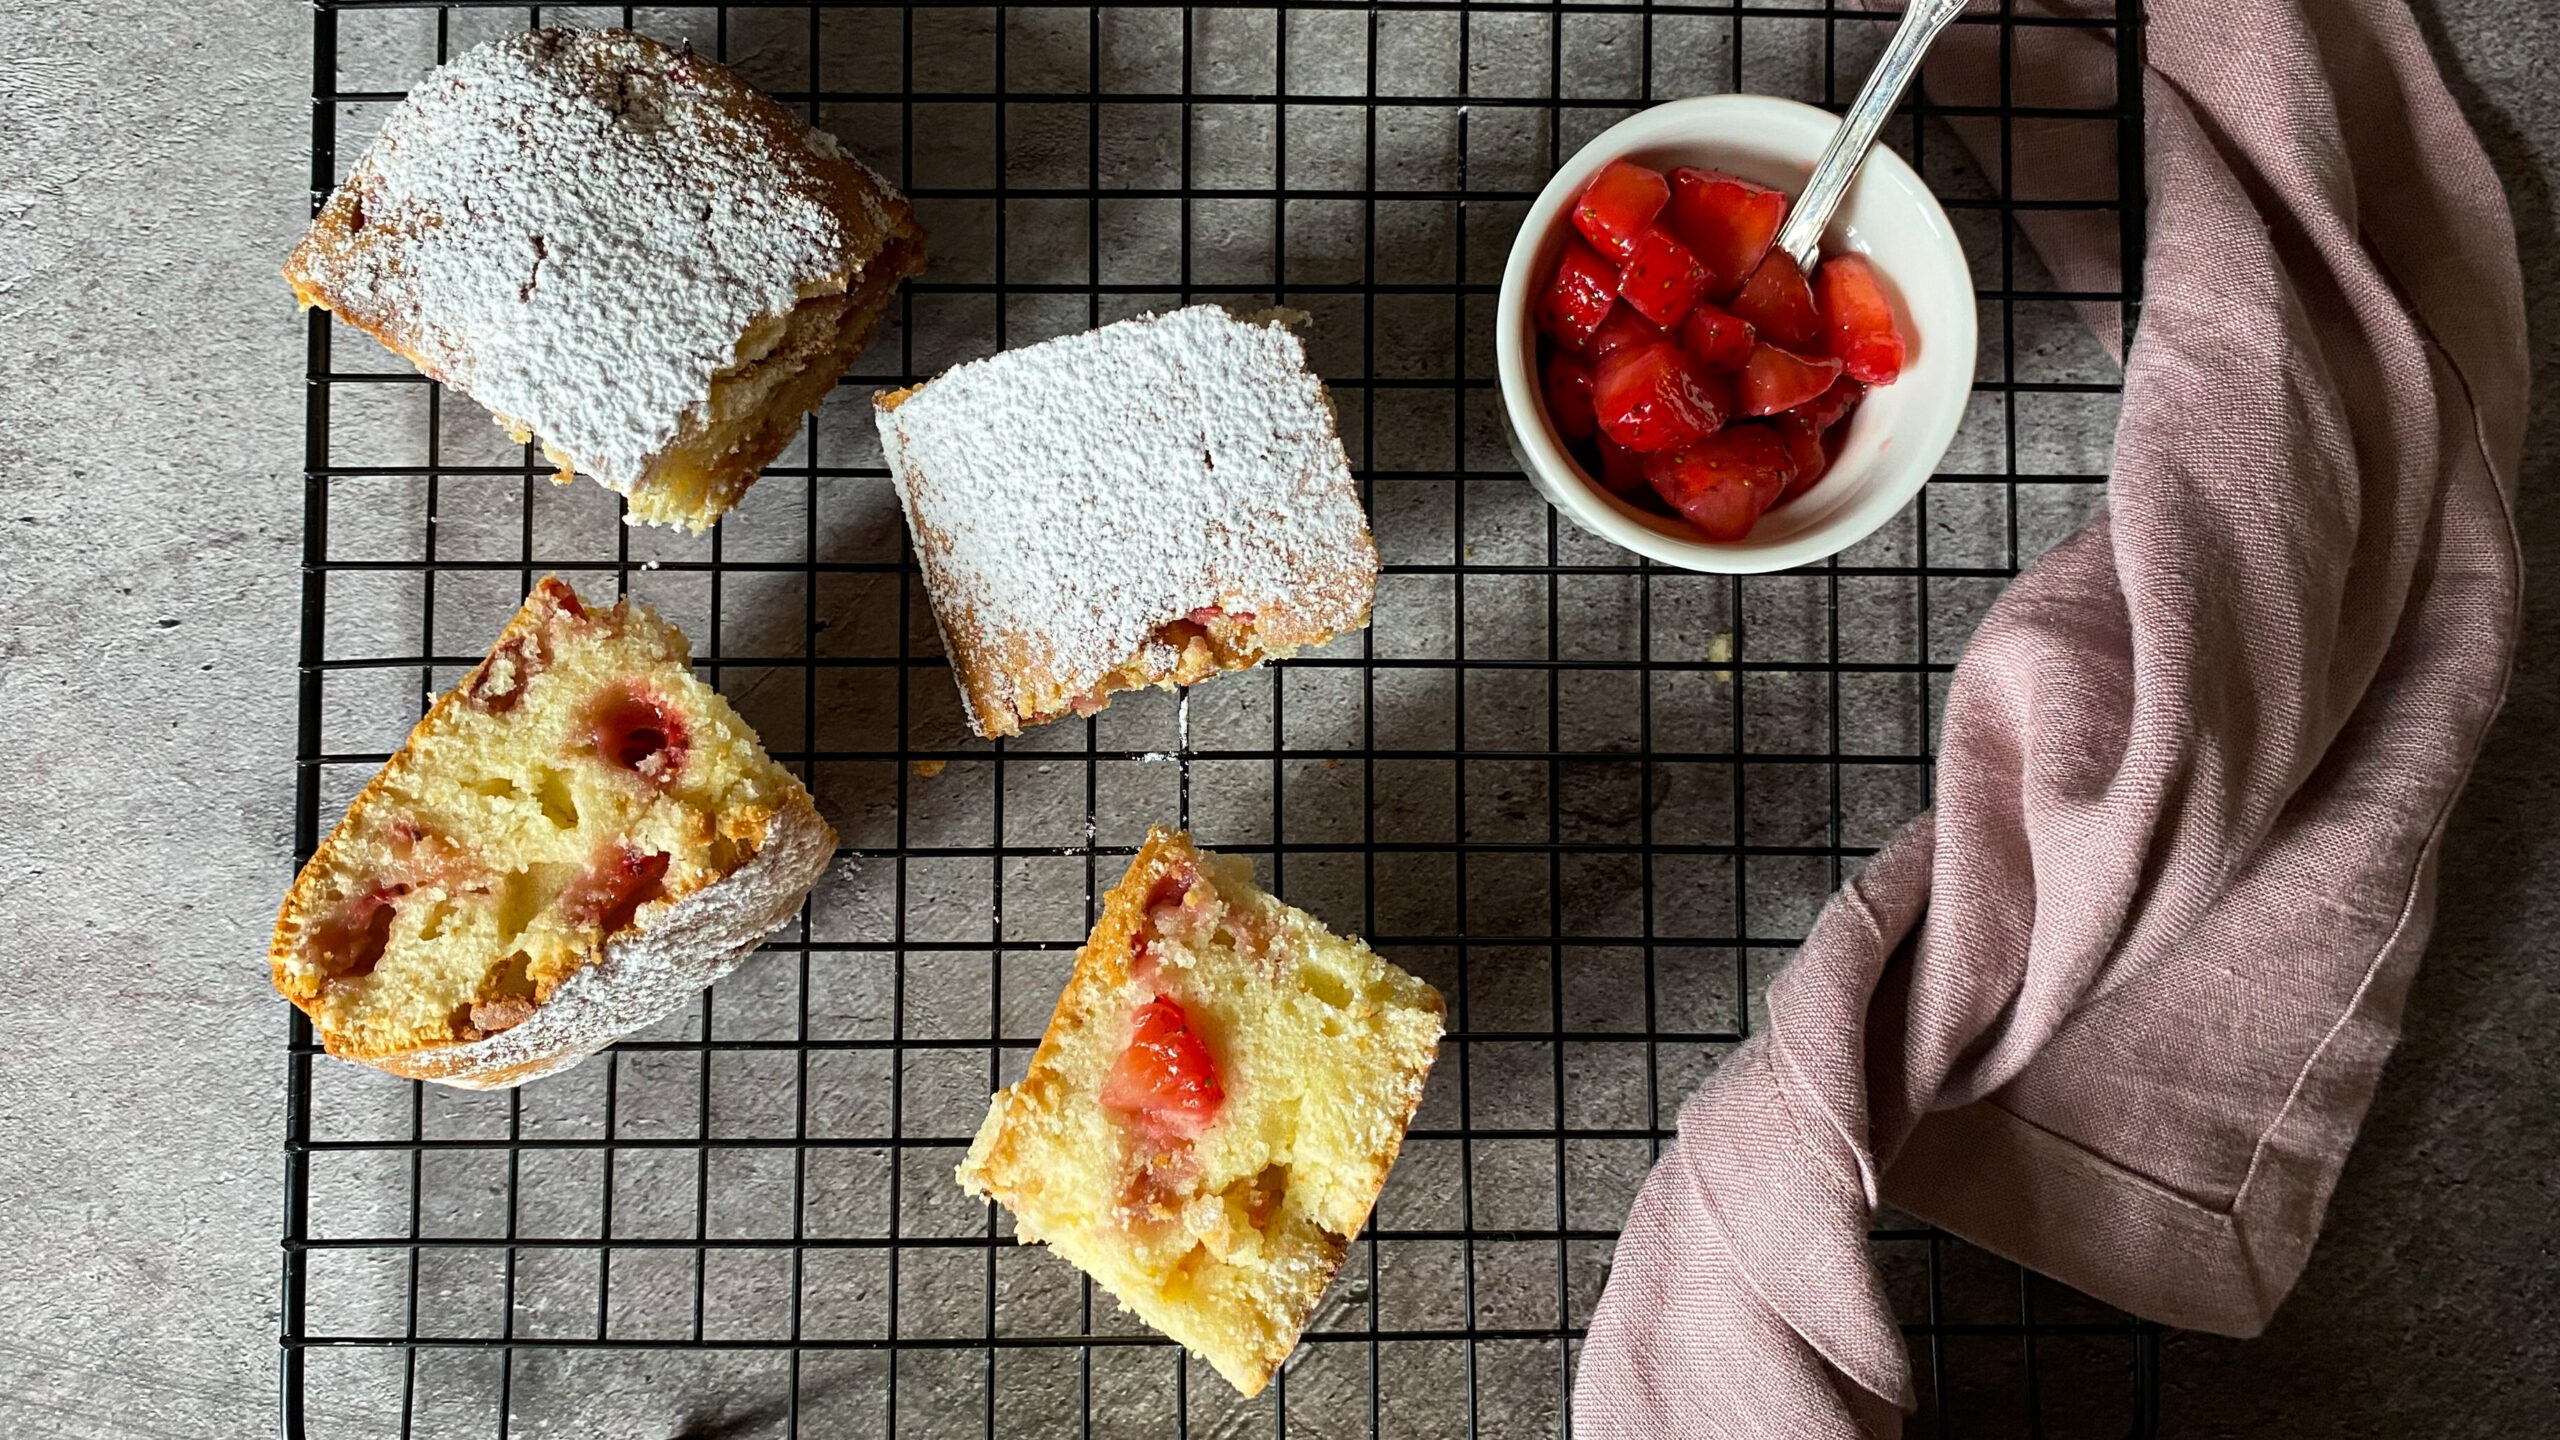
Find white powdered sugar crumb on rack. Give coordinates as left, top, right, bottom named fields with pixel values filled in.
left=309, top=29, right=863, bottom=491
left=877, top=305, right=1375, bottom=718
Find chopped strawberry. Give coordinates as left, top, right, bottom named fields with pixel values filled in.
left=1772, top=413, right=1831, bottom=500
left=1642, top=424, right=1797, bottom=541
left=1813, top=252, right=1906, bottom=383
left=1543, top=353, right=1598, bottom=440
left=1571, top=159, right=1671, bottom=261
left=1727, top=251, right=1823, bottom=352
left=1737, top=342, right=1847, bottom=417
left=1797, top=374, right=1868, bottom=433
left=1665, top=168, right=1788, bottom=302
left=591, top=685, right=688, bottom=781
left=1538, top=236, right=1620, bottom=351
left=1102, top=996, right=1225, bottom=1139
left=1678, top=302, right=1756, bottom=372
left=1615, top=226, right=1709, bottom=328
left=1592, top=434, right=1652, bottom=502
left=1594, top=342, right=1729, bottom=454
left=1584, top=304, right=1668, bottom=364
left=560, top=845, right=672, bottom=936
left=1186, top=605, right=1256, bottom=627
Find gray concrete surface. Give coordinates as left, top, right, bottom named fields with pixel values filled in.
left=0, top=1, right=2548, bottom=1437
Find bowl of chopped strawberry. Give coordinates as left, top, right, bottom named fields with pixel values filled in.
left=1498, top=95, right=1975, bottom=572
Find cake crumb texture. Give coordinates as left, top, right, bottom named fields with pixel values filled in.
left=957, top=829, right=1443, bottom=1393
left=270, top=578, right=835, bottom=1089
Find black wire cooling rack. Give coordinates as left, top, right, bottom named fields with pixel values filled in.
left=285, top=3, right=2158, bottom=1436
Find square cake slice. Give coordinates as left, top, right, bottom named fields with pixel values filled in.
left=285, top=27, right=926, bottom=531
left=270, top=579, right=836, bottom=1089
left=876, top=306, right=1379, bottom=737
left=958, top=830, right=1443, bottom=1394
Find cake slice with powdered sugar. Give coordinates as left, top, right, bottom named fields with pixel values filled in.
left=284, top=27, right=925, bottom=532
left=874, top=305, right=1380, bottom=738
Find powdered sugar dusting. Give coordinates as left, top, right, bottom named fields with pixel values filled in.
left=877, top=306, right=1377, bottom=727
left=299, top=28, right=879, bottom=491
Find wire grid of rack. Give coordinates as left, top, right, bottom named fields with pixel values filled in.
left=285, top=2, right=2158, bottom=1436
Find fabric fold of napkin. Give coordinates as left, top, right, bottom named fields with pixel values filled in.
left=1574, top=0, right=2528, bottom=1433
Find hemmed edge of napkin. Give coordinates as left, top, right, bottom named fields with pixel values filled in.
left=1877, top=854, right=2429, bottom=1334
left=1878, top=680, right=2481, bottom=1339
left=1877, top=264, right=2521, bottom=1335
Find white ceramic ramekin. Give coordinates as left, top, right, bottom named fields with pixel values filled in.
left=1496, top=95, right=1976, bottom=574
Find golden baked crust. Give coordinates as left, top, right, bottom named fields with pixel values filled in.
left=958, top=829, right=1443, bottom=1393
left=874, top=307, right=1380, bottom=738
left=285, top=27, right=926, bottom=531
left=271, top=578, right=835, bottom=1089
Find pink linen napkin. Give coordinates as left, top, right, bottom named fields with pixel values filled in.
left=1573, top=0, right=2529, bottom=1434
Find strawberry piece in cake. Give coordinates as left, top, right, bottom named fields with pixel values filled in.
left=1101, top=996, right=1227, bottom=1138
left=874, top=306, right=1380, bottom=738
left=958, top=830, right=1445, bottom=1395
left=269, top=578, right=835, bottom=1088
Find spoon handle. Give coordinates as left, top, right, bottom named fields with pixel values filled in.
left=1773, top=0, right=1973, bottom=273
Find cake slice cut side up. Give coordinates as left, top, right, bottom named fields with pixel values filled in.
left=874, top=305, right=1379, bottom=737
left=270, top=578, right=836, bottom=1089
left=957, top=830, right=1445, bottom=1394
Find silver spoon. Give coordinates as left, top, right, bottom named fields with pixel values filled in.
left=1772, top=0, right=1974, bottom=273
